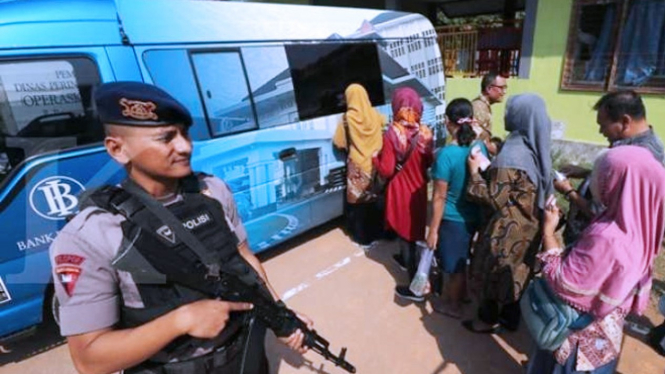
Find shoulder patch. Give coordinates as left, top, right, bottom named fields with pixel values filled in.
left=55, top=254, right=85, bottom=297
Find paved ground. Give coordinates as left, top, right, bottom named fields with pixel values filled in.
left=1, top=220, right=664, bottom=373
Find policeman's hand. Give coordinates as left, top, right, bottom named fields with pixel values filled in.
left=553, top=179, right=574, bottom=194
left=175, top=299, right=253, bottom=339
left=559, top=164, right=590, bottom=179
left=280, top=312, right=313, bottom=354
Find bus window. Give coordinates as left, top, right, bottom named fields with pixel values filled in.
left=241, top=46, right=298, bottom=129
left=0, top=57, right=102, bottom=179
left=191, top=51, right=258, bottom=137
left=285, top=42, right=385, bottom=121
left=143, top=49, right=210, bottom=141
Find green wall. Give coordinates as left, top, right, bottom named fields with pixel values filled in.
left=445, top=0, right=665, bottom=145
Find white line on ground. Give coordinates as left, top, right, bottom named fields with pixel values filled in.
left=282, top=282, right=310, bottom=301
left=315, top=257, right=351, bottom=279
left=279, top=244, right=370, bottom=301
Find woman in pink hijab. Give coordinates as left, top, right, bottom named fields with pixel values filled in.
left=528, top=146, right=665, bottom=373
left=373, top=87, right=433, bottom=302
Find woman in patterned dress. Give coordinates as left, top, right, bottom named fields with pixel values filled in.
left=528, top=146, right=665, bottom=373
left=464, top=93, right=553, bottom=332
left=333, top=83, right=385, bottom=248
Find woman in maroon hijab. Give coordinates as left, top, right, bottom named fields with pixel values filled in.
left=373, top=87, right=433, bottom=302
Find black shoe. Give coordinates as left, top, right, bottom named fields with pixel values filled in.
left=394, top=285, right=424, bottom=302
left=461, top=319, right=502, bottom=334
left=499, top=319, right=520, bottom=332
left=392, top=254, right=407, bottom=271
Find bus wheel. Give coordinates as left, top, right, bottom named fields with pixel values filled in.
left=44, top=284, right=60, bottom=327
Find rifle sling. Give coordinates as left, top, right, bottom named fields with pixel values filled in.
left=121, top=179, right=222, bottom=278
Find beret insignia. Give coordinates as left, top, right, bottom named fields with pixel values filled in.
left=119, top=98, right=159, bottom=121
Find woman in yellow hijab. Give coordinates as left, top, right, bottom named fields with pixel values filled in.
left=333, top=83, right=385, bottom=248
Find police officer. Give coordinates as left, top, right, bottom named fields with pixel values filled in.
left=49, top=82, right=311, bottom=374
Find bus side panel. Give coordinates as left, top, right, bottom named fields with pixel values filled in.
left=0, top=47, right=119, bottom=339
left=191, top=119, right=345, bottom=252
left=105, top=46, right=144, bottom=82
left=0, top=252, right=50, bottom=338
left=0, top=149, right=124, bottom=338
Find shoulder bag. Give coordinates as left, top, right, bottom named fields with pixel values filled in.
left=520, top=276, right=593, bottom=351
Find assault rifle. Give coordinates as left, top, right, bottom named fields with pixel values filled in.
left=209, top=257, right=356, bottom=373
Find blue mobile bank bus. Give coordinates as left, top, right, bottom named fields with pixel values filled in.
left=0, top=0, right=445, bottom=342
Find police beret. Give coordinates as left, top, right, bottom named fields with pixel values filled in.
left=94, top=81, right=192, bottom=127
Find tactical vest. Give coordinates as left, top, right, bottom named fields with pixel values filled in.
left=85, top=177, right=246, bottom=364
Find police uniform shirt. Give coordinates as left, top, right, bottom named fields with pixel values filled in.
left=50, top=175, right=247, bottom=336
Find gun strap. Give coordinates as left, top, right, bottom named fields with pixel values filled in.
left=121, top=178, right=221, bottom=278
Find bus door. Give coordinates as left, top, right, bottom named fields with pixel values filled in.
left=0, top=48, right=133, bottom=339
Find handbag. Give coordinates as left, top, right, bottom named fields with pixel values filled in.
left=368, top=168, right=387, bottom=197
left=343, top=114, right=385, bottom=202
left=342, top=115, right=417, bottom=201
left=365, top=134, right=416, bottom=200
left=520, top=277, right=593, bottom=351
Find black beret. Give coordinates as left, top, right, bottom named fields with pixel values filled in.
left=94, top=81, right=192, bottom=127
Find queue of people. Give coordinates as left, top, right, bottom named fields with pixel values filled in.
left=334, top=76, right=665, bottom=374
left=48, top=77, right=664, bottom=374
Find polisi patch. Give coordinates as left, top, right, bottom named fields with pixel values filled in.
left=119, top=98, right=158, bottom=121
left=182, top=212, right=213, bottom=231
left=154, top=212, right=213, bottom=244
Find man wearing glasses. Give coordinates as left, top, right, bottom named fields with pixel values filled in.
left=471, top=72, right=508, bottom=154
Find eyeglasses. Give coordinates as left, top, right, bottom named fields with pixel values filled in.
left=490, top=84, right=508, bottom=91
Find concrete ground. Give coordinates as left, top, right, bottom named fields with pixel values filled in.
left=1, top=221, right=664, bottom=374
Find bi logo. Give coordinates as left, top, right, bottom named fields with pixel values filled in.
left=29, top=176, right=85, bottom=220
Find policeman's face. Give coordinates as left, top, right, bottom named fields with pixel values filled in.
left=107, top=124, right=193, bottom=181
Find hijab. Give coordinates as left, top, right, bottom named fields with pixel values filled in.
left=389, top=87, right=431, bottom=158
left=491, top=93, right=553, bottom=210
left=555, top=146, right=665, bottom=317
left=332, top=84, right=384, bottom=173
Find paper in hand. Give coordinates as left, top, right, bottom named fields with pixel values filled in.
left=546, top=194, right=557, bottom=208
left=471, top=145, right=491, bottom=172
